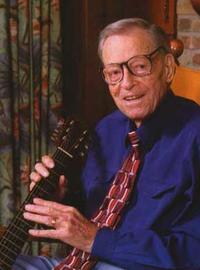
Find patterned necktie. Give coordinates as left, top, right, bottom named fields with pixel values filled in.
left=54, top=131, right=141, bottom=270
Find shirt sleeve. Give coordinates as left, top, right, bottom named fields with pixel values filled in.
left=91, top=216, right=200, bottom=269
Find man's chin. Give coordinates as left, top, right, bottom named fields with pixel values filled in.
left=122, top=111, right=144, bottom=127
left=122, top=109, right=141, bottom=119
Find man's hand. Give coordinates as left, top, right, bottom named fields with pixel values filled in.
left=23, top=198, right=98, bottom=253
left=30, top=155, right=67, bottom=201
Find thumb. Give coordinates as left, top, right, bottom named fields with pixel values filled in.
left=58, top=175, right=68, bottom=199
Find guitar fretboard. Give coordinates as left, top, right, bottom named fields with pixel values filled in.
left=0, top=140, right=76, bottom=269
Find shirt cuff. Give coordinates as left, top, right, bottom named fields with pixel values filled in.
left=91, top=227, right=117, bottom=260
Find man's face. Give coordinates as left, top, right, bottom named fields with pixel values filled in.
left=102, top=29, right=174, bottom=126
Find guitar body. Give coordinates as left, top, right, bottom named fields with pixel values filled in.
left=0, top=118, right=89, bottom=269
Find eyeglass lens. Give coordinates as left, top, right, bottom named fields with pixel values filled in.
left=103, top=56, right=152, bottom=85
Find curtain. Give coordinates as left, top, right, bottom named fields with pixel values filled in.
left=0, top=0, right=63, bottom=255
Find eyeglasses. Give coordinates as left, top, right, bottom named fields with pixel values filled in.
left=101, top=46, right=164, bottom=85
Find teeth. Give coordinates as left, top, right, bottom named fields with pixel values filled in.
left=125, top=96, right=138, bottom=100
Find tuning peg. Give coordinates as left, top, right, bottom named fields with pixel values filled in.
left=69, top=120, right=75, bottom=126
left=80, top=152, right=85, bottom=157
left=51, top=118, right=66, bottom=146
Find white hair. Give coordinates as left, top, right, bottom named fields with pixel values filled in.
left=98, top=18, right=170, bottom=61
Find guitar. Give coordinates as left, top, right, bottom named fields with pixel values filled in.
left=0, top=117, right=90, bottom=270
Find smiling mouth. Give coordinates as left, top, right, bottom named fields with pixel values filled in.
left=124, top=95, right=143, bottom=101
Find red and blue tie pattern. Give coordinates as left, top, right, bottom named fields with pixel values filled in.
left=54, top=131, right=141, bottom=270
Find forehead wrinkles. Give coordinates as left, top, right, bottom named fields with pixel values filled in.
left=102, top=31, right=156, bottom=64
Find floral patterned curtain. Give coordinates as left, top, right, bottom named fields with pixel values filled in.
left=0, top=0, right=63, bottom=253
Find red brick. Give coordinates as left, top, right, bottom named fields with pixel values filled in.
left=178, top=18, right=192, bottom=31
left=192, top=20, right=200, bottom=32
left=192, top=54, right=200, bottom=65
left=179, top=35, right=192, bottom=49
left=191, top=36, right=200, bottom=49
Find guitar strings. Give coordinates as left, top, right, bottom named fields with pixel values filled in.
left=0, top=126, right=89, bottom=268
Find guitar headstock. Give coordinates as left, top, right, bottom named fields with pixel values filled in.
left=51, top=117, right=90, bottom=162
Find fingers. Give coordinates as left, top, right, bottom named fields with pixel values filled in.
left=58, top=175, right=67, bottom=199
left=31, top=198, right=74, bottom=213
left=59, top=175, right=67, bottom=187
left=24, top=198, right=82, bottom=226
left=41, top=155, right=55, bottom=169
left=25, top=202, right=53, bottom=216
left=33, top=155, right=54, bottom=177
left=24, top=212, right=53, bottom=227
left=23, top=198, right=98, bottom=252
left=28, top=215, right=98, bottom=252
left=29, top=171, right=42, bottom=191
left=28, top=228, right=60, bottom=239
left=29, top=155, right=55, bottom=191
left=35, top=155, right=54, bottom=177
left=24, top=199, right=68, bottom=227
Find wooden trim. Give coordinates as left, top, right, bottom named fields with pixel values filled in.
left=191, top=0, right=200, bottom=15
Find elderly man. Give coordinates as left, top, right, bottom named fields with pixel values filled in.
left=13, top=18, right=200, bottom=270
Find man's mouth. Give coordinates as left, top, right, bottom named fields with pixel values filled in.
left=124, top=95, right=143, bottom=101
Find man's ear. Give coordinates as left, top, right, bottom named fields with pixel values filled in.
left=164, top=53, right=176, bottom=84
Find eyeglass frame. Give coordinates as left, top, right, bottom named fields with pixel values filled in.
left=100, top=46, right=166, bottom=85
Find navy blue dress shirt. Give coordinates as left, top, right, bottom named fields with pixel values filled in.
left=81, top=90, right=200, bottom=270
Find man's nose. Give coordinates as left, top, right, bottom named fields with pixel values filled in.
left=120, top=66, right=137, bottom=90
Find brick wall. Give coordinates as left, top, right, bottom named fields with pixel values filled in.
left=177, top=0, right=200, bottom=69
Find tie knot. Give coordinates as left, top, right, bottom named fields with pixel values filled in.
left=128, top=131, right=139, bottom=147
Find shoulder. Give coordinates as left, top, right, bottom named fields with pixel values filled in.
left=94, top=110, right=129, bottom=134
left=173, top=94, right=200, bottom=112
left=89, top=110, right=130, bottom=154
left=172, top=95, right=200, bottom=130
left=168, top=95, right=200, bottom=149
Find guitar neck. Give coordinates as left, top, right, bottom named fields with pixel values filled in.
left=0, top=154, right=67, bottom=270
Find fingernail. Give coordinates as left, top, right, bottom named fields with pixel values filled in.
left=43, top=170, right=49, bottom=177
left=49, top=161, right=54, bottom=168
left=23, top=212, right=28, bottom=218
